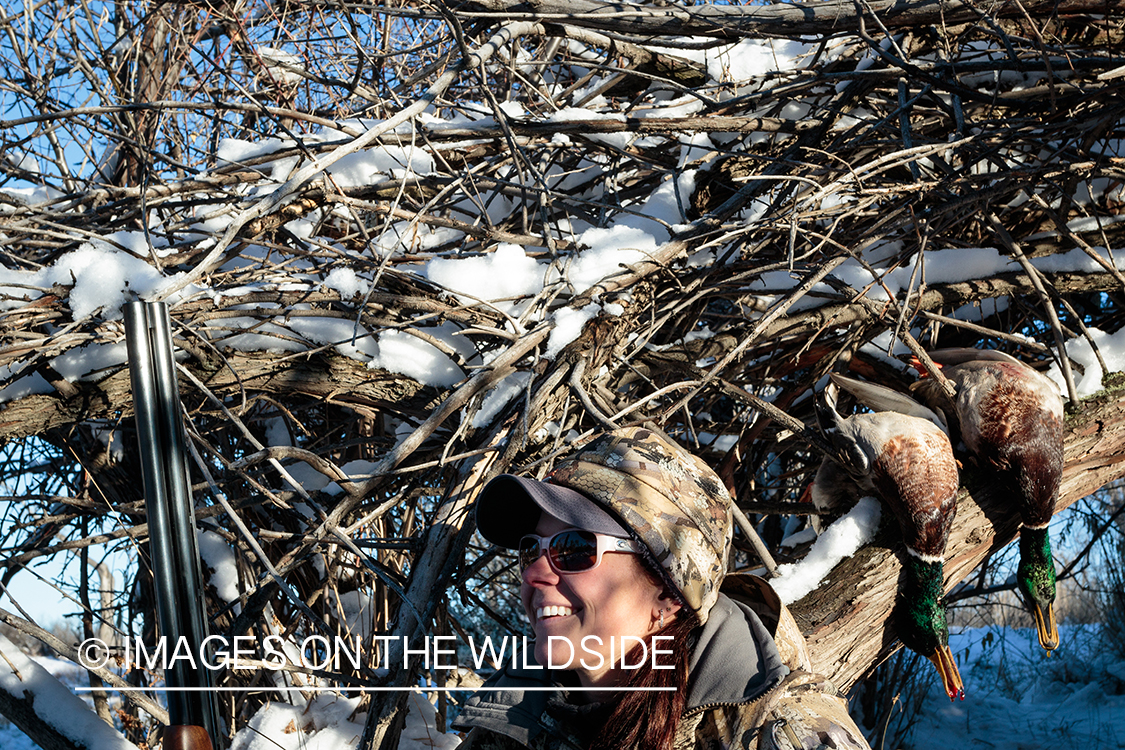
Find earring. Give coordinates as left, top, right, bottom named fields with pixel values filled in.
left=658, top=609, right=665, bottom=629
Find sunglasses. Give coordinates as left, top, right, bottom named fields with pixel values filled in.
left=518, top=529, right=640, bottom=574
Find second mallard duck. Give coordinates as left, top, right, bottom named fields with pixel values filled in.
left=814, top=373, right=964, bottom=700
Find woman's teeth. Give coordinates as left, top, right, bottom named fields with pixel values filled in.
left=537, top=606, right=573, bottom=619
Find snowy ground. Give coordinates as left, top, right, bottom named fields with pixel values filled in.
left=3, top=624, right=1123, bottom=749
left=907, top=624, right=1125, bottom=749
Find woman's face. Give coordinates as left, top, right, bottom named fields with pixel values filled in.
left=520, top=511, right=676, bottom=687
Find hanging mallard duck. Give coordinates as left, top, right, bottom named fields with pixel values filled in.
left=812, top=373, right=964, bottom=701
left=911, top=348, right=1064, bottom=653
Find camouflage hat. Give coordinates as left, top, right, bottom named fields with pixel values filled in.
left=546, top=426, right=733, bottom=623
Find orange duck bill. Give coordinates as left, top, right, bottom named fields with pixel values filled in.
left=1032, top=599, right=1060, bottom=653
left=928, top=645, right=965, bottom=701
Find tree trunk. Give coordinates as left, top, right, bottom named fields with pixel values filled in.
left=462, top=0, right=1125, bottom=37
left=360, top=428, right=511, bottom=750
left=0, top=348, right=429, bottom=442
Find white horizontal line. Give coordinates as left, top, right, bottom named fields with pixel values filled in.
left=75, top=686, right=676, bottom=693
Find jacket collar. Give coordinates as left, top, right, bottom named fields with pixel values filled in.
left=684, top=592, right=789, bottom=711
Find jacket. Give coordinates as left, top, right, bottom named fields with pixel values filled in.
left=452, top=587, right=870, bottom=749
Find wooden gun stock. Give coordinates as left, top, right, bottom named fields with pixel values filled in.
left=165, top=725, right=215, bottom=750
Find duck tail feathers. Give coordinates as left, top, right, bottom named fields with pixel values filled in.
left=815, top=379, right=843, bottom=437
left=830, top=373, right=948, bottom=433
left=927, top=347, right=1022, bottom=367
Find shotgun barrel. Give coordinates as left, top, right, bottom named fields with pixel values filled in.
left=124, top=301, right=220, bottom=750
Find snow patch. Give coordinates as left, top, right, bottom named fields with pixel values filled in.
left=199, top=530, right=241, bottom=604
left=771, top=497, right=882, bottom=604
left=425, top=243, right=544, bottom=311
left=324, top=268, right=371, bottom=299
left=0, top=633, right=140, bottom=749
left=1047, top=326, right=1125, bottom=399
left=545, top=304, right=601, bottom=359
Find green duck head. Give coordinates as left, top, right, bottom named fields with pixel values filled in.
left=1018, top=525, right=1059, bottom=652
left=899, top=555, right=964, bottom=701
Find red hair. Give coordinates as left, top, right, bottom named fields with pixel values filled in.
left=588, top=611, right=698, bottom=750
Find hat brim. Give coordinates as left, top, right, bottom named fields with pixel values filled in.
left=475, top=474, right=629, bottom=548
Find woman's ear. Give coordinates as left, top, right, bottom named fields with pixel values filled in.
left=656, top=589, right=683, bottom=618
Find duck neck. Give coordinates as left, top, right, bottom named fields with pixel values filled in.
left=900, top=555, right=949, bottom=649
left=1018, top=524, right=1060, bottom=651
left=1018, top=525, right=1056, bottom=597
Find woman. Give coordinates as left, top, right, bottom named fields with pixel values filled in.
left=454, top=427, right=871, bottom=750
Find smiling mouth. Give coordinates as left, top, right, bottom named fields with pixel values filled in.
left=536, top=605, right=574, bottom=620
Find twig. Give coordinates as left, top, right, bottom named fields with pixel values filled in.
left=986, top=213, right=1079, bottom=405
left=662, top=255, right=851, bottom=420
left=731, top=503, right=779, bottom=576
left=919, top=311, right=1050, bottom=354
left=717, top=379, right=835, bottom=458
left=568, top=358, right=619, bottom=431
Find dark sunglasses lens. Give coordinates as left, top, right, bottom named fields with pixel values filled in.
left=518, top=536, right=540, bottom=570
left=548, top=530, right=598, bottom=572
